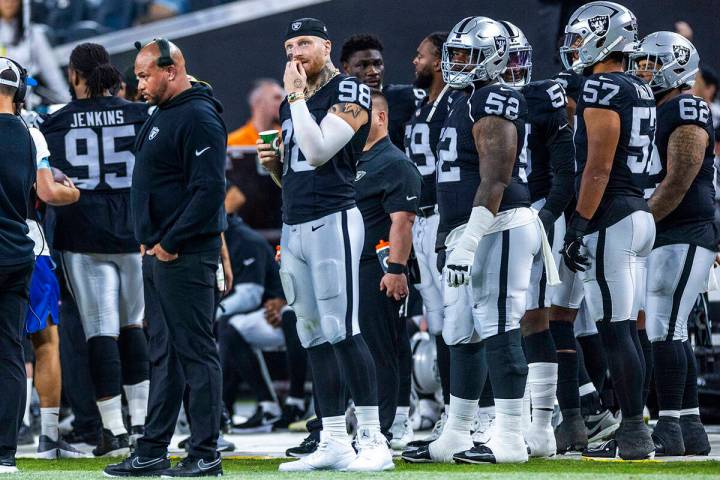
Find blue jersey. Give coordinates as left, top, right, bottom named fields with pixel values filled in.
left=650, top=94, right=717, bottom=250
left=404, top=89, right=458, bottom=209
left=436, top=83, right=530, bottom=234
left=38, top=97, right=149, bottom=253
left=279, top=74, right=371, bottom=225
left=522, top=80, right=575, bottom=215
left=575, top=72, right=654, bottom=231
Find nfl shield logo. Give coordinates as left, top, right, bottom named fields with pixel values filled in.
left=149, top=126, right=159, bottom=140
left=291, top=21, right=302, bottom=31
left=494, top=36, right=507, bottom=56
left=588, top=15, right=609, bottom=37
left=673, top=45, right=690, bottom=65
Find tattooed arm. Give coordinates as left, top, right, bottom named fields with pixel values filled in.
left=472, top=116, right=518, bottom=213
left=329, top=102, right=370, bottom=131
left=648, top=124, right=709, bottom=222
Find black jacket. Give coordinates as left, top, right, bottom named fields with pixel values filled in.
left=0, top=114, right=36, bottom=266
left=131, top=84, right=227, bottom=254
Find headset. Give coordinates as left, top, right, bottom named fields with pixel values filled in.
left=134, top=38, right=175, bottom=68
left=0, top=57, right=29, bottom=104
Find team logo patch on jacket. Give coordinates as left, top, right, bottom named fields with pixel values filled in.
left=355, top=170, right=366, bottom=181
left=149, top=126, right=159, bottom=140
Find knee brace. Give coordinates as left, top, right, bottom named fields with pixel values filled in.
left=118, top=327, right=150, bottom=386
left=87, top=336, right=122, bottom=399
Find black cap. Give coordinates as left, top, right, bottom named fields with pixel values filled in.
left=285, top=18, right=329, bottom=41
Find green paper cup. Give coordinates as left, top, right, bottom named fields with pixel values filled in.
left=259, top=130, right=281, bottom=153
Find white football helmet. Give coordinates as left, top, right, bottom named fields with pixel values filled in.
left=628, top=31, right=699, bottom=93
left=441, top=16, right=510, bottom=89
left=560, top=1, right=639, bottom=74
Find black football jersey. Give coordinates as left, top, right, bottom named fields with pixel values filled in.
left=403, top=89, right=458, bottom=209
left=436, top=83, right=530, bottom=234
left=38, top=96, right=150, bottom=253
left=279, top=75, right=371, bottom=225
left=385, top=84, right=426, bottom=150
left=554, top=69, right=584, bottom=103
left=522, top=80, right=574, bottom=206
left=575, top=72, right=654, bottom=231
left=650, top=94, right=717, bottom=250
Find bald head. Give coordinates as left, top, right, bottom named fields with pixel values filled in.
left=134, top=40, right=191, bottom=105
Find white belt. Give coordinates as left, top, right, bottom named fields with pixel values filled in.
left=445, top=207, right=560, bottom=286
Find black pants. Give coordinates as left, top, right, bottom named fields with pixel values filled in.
left=0, top=262, right=34, bottom=457
left=358, top=260, right=403, bottom=436
left=136, top=252, right=222, bottom=461
left=58, top=273, right=102, bottom=435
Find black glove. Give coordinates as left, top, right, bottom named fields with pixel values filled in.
left=537, top=208, right=556, bottom=235
left=436, top=247, right=447, bottom=274
left=561, top=214, right=591, bottom=273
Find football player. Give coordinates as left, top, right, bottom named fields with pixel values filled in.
left=629, top=32, right=714, bottom=456
left=499, top=21, right=575, bottom=458
left=37, top=43, right=150, bottom=456
left=403, top=16, right=552, bottom=465
left=403, top=31, right=454, bottom=444
left=257, top=18, right=392, bottom=472
left=559, top=1, right=657, bottom=460
left=340, top=33, right=425, bottom=149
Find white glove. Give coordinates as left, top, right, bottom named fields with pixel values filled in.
left=444, top=206, right=494, bottom=288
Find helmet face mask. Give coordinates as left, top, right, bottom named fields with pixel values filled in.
left=559, top=1, right=639, bottom=73
left=441, top=16, right=509, bottom=89
left=628, top=31, right=699, bottom=94
left=499, top=21, right=533, bottom=88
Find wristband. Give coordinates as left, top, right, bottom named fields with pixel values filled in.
left=387, top=262, right=405, bottom=275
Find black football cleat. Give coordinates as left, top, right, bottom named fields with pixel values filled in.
left=555, top=411, right=588, bottom=454
left=285, top=431, right=319, bottom=458
left=160, top=455, right=223, bottom=477
left=680, top=415, right=711, bottom=456
left=453, top=444, right=496, bottom=464
left=652, top=419, right=685, bottom=457
left=93, top=428, right=130, bottom=457
left=103, top=453, right=170, bottom=477
left=401, top=445, right=433, bottom=463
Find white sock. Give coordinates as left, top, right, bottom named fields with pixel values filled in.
left=680, top=407, right=700, bottom=416
left=285, top=396, right=305, bottom=409
left=40, top=407, right=60, bottom=442
left=445, top=395, right=477, bottom=432
left=97, top=395, right=127, bottom=436
left=521, top=381, right=531, bottom=434
left=494, top=398, right=523, bottom=436
left=260, top=401, right=281, bottom=416
left=578, top=381, right=596, bottom=397
left=395, top=406, right=410, bottom=423
left=529, top=362, right=557, bottom=429
left=322, top=415, right=348, bottom=440
left=477, top=405, right=495, bottom=417
left=354, top=405, right=381, bottom=435
left=23, top=379, right=33, bottom=426
left=123, top=380, right=149, bottom=427
left=658, top=410, right=681, bottom=419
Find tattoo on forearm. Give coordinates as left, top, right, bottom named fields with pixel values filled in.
left=473, top=117, right=516, bottom=212
left=649, top=124, right=708, bottom=221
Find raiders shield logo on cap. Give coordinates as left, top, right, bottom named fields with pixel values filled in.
left=494, top=36, right=507, bottom=56
left=291, top=21, right=302, bottom=31
left=673, top=45, right=690, bottom=66
left=588, top=15, right=609, bottom=37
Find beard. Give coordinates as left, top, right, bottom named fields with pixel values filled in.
left=414, top=69, right=434, bottom=89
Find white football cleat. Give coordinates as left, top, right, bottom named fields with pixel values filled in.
left=278, top=433, right=356, bottom=472
left=456, top=431, right=528, bottom=464
left=471, top=411, right=495, bottom=445
left=344, top=428, right=394, bottom=472
left=525, top=424, right=557, bottom=458
left=428, top=429, right=474, bottom=463
left=389, top=417, right=414, bottom=450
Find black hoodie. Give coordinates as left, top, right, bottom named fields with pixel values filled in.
left=132, top=83, right=227, bottom=254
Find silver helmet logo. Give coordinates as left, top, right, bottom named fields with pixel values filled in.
left=588, top=15, right=609, bottom=37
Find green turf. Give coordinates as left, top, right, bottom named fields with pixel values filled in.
left=10, top=457, right=720, bottom=479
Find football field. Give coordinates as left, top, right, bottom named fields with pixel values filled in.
left=11, top=456, right=720, bottom=479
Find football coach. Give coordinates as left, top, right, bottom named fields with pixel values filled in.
left=105, top=39, right=227, bottom=478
